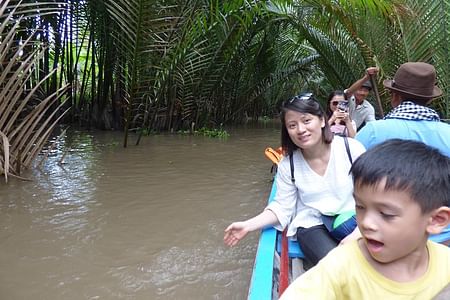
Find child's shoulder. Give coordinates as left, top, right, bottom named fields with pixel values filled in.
left=428, top=241, right=450, bottom=260
left=427, top=241, right=450, bottom=279
left=321, top=239, right=363, bottom=269
left=303, top=240, right=370, bottom=288
left=427, top=242, right=450, bottom=296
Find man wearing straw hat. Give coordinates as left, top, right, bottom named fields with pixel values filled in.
left=356, top=62, right=450, bottom=157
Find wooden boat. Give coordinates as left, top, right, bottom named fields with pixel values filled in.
left=247, top=179, right=304, bottom=300
left=247, top=148, right=450, bottom=300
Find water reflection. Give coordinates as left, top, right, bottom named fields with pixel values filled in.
left=34, top=132, right=106, bottom=246
left=0, top=124, right=279, bottom=299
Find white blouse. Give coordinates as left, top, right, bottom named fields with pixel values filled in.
left=266, top=136, right=366, bottom=237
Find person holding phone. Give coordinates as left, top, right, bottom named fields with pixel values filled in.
left=326, top=91, right=356, bottom=137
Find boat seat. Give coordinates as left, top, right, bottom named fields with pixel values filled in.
left=276, top=231, right=305, bottom=258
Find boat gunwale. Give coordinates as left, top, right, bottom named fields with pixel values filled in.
left=247, top=181, right=278, bottom=300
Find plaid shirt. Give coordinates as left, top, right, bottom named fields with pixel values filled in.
left=384, top=101, right=440, bottom=121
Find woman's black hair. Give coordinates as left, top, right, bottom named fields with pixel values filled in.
left=280, top=92, right=333, bottom=157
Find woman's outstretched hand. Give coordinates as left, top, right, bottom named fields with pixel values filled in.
left=224, top=210, right=279, bottom=247
left=224, top=222, right=249, bottom=247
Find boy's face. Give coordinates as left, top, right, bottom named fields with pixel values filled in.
left=354, top=180, right=431, bottom=265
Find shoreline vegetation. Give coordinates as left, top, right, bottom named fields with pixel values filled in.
left=1, top=0, right=450, bottom=179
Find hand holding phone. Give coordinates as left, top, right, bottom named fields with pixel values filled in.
left=337, top=101, right=349, bottom=112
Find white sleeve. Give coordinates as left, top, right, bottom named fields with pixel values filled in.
left=347, top=137, right=366, bottom=161
left=265, top=156, right=298, bottom=231
left=351, top=120, right=357, bottom=132
left=366, top=104, right=376, bottom=122
left=347, top=95, right=356, bottom=115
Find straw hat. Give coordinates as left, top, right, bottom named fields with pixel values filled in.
left=383, top=62, right=442, bottom=99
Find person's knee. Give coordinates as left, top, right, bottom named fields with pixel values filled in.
left=296, top=226, right=337, bottom=265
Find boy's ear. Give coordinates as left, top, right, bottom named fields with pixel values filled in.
left=427, top=206, right=450, bottom=235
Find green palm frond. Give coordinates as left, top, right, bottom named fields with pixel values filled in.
left=385, top=0, right=449, bottom=116
left=102, top=0, right=203, bottom=143
left=265, top=2, right=358, bottom=89
left=265, top=0, right=448, bottom=116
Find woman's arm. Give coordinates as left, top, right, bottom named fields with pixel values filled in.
left=329, top=110, right=355, bottom=137
left=224, top=209, right=280, bottom=247
left=328, top=112, right=337, bottom=126
left=224, top=156, right=299, bottom=247
left=344, top=115, right=356, bottom=138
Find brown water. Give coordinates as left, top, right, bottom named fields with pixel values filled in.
left=0, top=123, right=280, bottom=299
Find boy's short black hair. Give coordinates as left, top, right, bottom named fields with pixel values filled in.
left=280, top=92, right=333, bottom=156
left=351, top=139, right=450, bottom=212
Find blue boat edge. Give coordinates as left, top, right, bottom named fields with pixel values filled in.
left=247, top=181, right=278, bottom=300
left=246, top=174, right=450, bottom=300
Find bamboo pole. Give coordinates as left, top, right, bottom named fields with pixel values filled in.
left=369, top=74, right=384, bottom=118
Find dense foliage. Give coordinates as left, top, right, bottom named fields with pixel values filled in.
left=1, top=0, right=449, bottom=178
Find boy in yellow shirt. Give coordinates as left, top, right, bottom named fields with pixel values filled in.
left=280, top=139, right=450, bottom=299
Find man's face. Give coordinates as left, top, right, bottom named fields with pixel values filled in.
left=355, top=87, right=370, bottom=105
left=390, top=91, right=401, bottom=108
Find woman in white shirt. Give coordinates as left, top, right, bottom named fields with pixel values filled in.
left=224, top=93, right=366, bottom=267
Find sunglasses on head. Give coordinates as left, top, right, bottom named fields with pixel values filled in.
left=288, top=92, right=314, bottom=104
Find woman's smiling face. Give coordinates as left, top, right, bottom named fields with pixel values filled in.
left=284, top=109, right=325, bottom=150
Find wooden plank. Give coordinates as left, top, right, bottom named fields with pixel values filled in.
left=291, top=258, right=305, bottom=281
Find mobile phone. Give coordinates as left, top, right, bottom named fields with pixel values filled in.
left=337, top=101, right=349, bottom=112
